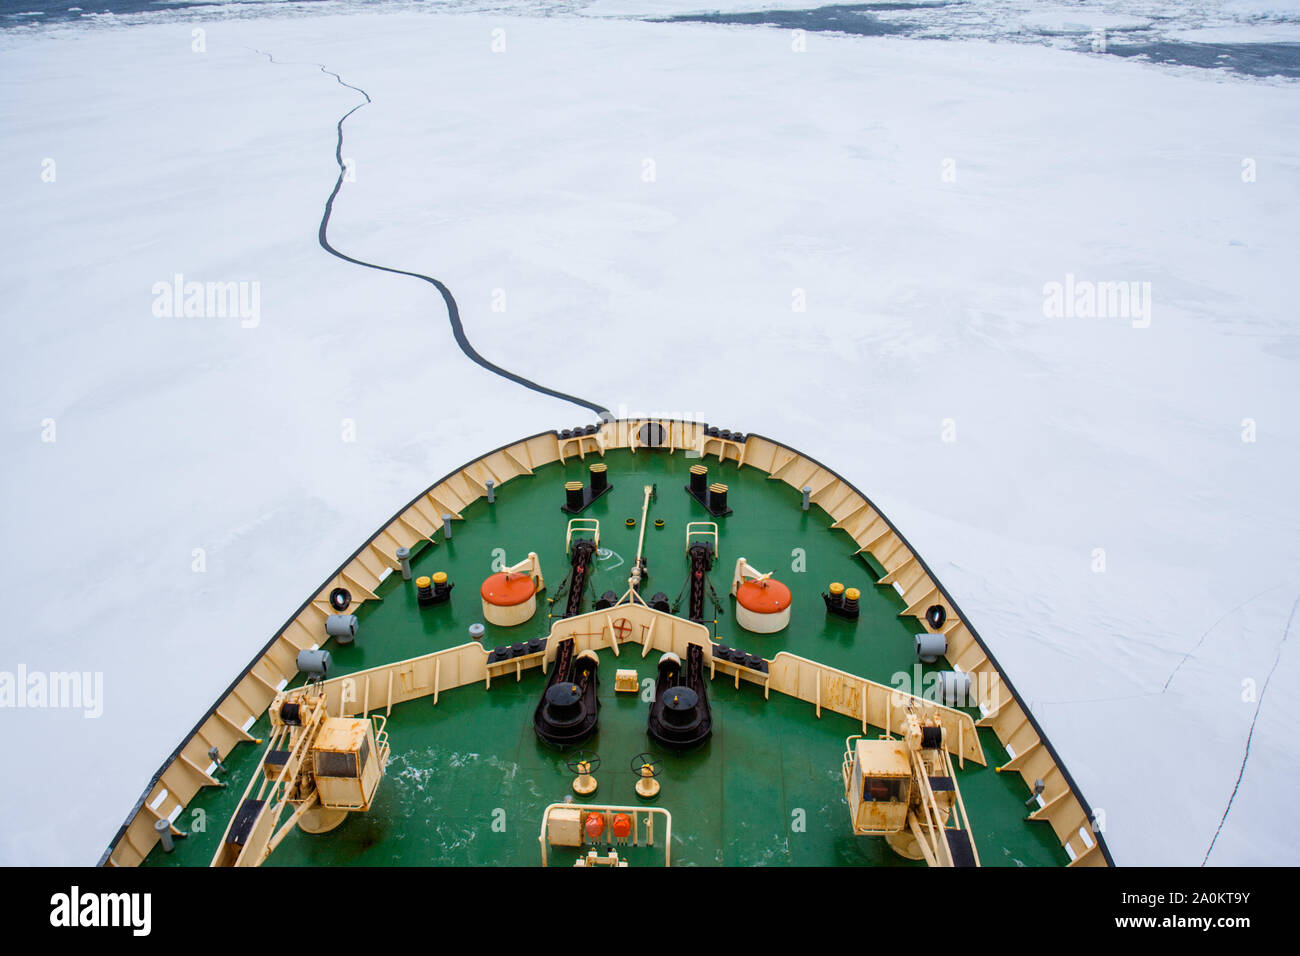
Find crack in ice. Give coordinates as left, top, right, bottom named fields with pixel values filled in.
left=1202, top=593, right=1299, bottom=866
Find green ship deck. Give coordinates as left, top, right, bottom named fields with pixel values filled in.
left=141, top=445, right=1070, bottom=867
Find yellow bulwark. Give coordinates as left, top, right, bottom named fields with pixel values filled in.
left=100, top=420, right=1109, bottom=868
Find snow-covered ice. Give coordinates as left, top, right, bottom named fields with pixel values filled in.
left=1, top=3, right=1298, bottom=866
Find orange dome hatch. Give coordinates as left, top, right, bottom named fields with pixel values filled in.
left=480, top=571, right=536, bottom=607
left=735, top=578, right=792, bottom=614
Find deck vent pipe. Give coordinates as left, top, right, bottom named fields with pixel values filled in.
left=915, top=633, right=947, bottom=664
left=396, top=547, right=412, bottom=581
left=936, top=671, right=971, bottom=707
left=297, top=649, right=332, bottom=680
left=154, top=819, right=174, bottom=853
left=469, top=623, right=485, bottom=641
left=801, top=485, right=812, bottom=511
left=326, top=614, right=358, bottom=644
left=441, top=514, right=453, bottom=540
left=485, top=479, right=495, bottom=504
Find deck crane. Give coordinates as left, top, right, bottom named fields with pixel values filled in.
left=842, top=704, right=980, bottom=867
left=210, top=683, right=389, bottom=867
